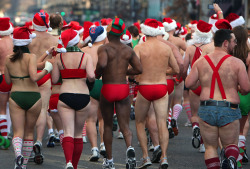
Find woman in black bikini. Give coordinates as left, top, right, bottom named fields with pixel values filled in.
left=51, top=28, right=95, bottom=169
left=4, top=26, right=54, bottom=169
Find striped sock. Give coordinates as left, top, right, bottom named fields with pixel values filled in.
left=168, top=108, right=172, bottom=127
left=22, top=139, right=33, bottom=169
left=183, top=103, right=192, bottom=121
left=82, top=122, right=87, bottom=137
left=59, top=130, right=64, bottom=146
left=173, top=104, right=182, bottom=120
left=12, top=137, right=23, bottom=158
left=0, top=115, right=8, bottom=139
left=237, top=135, right=246, bottom=168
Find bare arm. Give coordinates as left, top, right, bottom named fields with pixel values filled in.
left=29, top=54, right=48, bottom=82
left=185, top=61, right=199, bottom=90
left=4, top=60, right=11, bottom=84
left=37, top=46, right=55, bottom=69
left=51, top=55, right=60, bottom=84
left=127, top=50, right=142, bottom=75
left=213, top=3, right=223, bottom=19
left=96, top=46, right=108, bottom=79
left=168, top=49, right=179, bottom=74
left=183, top=47, right=191, bottom=79
left=85, top=53, right=95, bottom=82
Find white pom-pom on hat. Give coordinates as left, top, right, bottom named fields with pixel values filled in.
left=88, top=43, right=93, bottom=47
left=48, top=27, right=52, bottom=32
left=30, top=33, right=36, bottom=39
left=123, top=34, right=129, bottom=41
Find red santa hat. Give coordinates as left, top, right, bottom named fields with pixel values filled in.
left=139, top=35, right=146, bottom=44
left=0, top=17, right=13, bottom=36
left=212, top=19, right=232, bottom=33
left=188, top=20, right=198, bottom=29
left=208, top=14, right=219, bottom=25
left=192, top=20, right=213, bottom=44
left=63, top=20, right=67, bottom=26
left=175, top=22, right=182, bottom=35
left=63, top=22, right=84, bottom=34
left=225, top=13, right=245, bottom=28
left=140, top=18, right=160, bottom=36
left=162, top=18, right=177, bottom=32
left=133, top=22, right=141, bottom=33
left=120, top=30, right=132, bottom=44
left=32, top=11, right=52, bottom=32
left=179, top=26, right=188, bottom=40
left=24, top=21, right=33, bottom=29
left=157, top=21, right=166, bottom=35
left=81, top=21, right=94, bottom=45
left=57, top=29, right=80, bottom=53
left=101, top=18, right=112, bottom=29
left=12, top=26, right=36, bottom=46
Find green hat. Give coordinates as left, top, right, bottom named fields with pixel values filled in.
left=110, top=18, right=126, bottom=36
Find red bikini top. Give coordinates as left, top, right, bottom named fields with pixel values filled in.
left=204, top=54, right=231, bottom=100
left=60, top=53, right=87, bottom=79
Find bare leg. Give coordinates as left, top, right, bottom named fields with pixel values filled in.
left=189, top=90, right=200, bottom=125
left=146, top=104, right=159, bottom=147
left=98, top=108, right=104, bottom=143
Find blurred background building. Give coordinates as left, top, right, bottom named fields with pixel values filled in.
left=0, top=0, right=249, bottom=28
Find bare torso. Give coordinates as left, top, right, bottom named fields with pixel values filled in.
left=82, top=43, right=103, bottom=69
left=0, top=36, right=13, bottom=73
left=168, top=34, right=186, bottom=51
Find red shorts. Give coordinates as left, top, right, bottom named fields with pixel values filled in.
left=0, top=74, right=12, bottom=92
left=192, top=86, right=201, bottom=96
left=166, top=79, right=175, bottom=95
left=101, top=84, right=129, bottom=102
left=49, top=94, right=59, bottom=110
left=138, top=84, right=168, bottom=101
left=37, top=70, right=51, bottom=87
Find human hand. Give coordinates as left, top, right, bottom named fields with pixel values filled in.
left=213, top=3, right=222, bottom=13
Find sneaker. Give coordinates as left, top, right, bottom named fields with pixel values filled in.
left=242, top=149, right=249, bottom=164
left=130, top=106, right=135, bottom=120
left=83, top=136, right=87, bottom=143
left=47, top=132, right=55, bottom=148
left=117, top=132, right=124, bottom=139
left=102, top=158, right=115, bottom=169
left=220, top=148, right=226, bottom=166
left=192, top=126, right=200, bottom=149
left=199, top=144, right=205, bottom=153
left=89, top=148, right=100, bottom=162
left=151, top=146, right=162, bottom=163
left=171, top=119, right=178, bottom=136
left=168, top=127, right=175, bottom=139
left=33, top=141, right=44, bottom=164
left=184, top=120, right=192, bottom=127
left=159, top=157, right=168, bottom=169
left=126, top=146, right=136, bottom=169
left=100, top=143, right=107, bottom=158
left=14, top=155, right=24, bottom=169
left=65, top=162, right=74, bottom=169
left=149, top=143, right=154, bottom=152
left=138, top=157, right=152, bottom=169
left=112, top=115, right=118, bottom=131
left=221, top=157, right=237, bottom=169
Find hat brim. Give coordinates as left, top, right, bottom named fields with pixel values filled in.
left=163, top=20, right=177, bottom=32
left=0, top=24, right=13, bottom=36
left=32, top=21, right=49, bottom=32
left=230, top=16, right=245, bottom=28
left=141, top=24, right=160, bottom=37
left=12, top=38, right=32, bottom=46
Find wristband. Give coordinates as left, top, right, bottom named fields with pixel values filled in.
left=217, top=11, right=223, bottom=14
left=46, top=50, right=50, bottom=55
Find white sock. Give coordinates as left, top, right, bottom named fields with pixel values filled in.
left=154, top=145, right=160, bottom=151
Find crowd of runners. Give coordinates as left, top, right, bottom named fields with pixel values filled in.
left=0, top=2, right=250, bottom=169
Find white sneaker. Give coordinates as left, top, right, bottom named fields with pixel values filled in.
left=65, top=162, right=74, bottom=169
left=100, top=143, right=106, bottom=157
left=90, top=148, right=100, bottom=161
left=199, top=144, right=205, bottom=153
left=117, top=132, right=124, bottom=139
left=83, top=136, right=87, bottom=143
left=102, top=158, right=115, bottom=169
left=184, top=120, right=192, bottom=127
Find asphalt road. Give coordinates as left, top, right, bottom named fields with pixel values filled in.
left=1, top=111, right=250, bottom=169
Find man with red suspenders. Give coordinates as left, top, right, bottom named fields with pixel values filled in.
left=186, top=29, right=250, bottom=169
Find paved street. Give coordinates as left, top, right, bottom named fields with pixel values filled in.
left=1, top=111, right=250, bottom=169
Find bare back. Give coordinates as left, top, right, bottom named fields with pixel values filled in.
left=196, top=53, right=245, bottom=103
left=168, top=35, right=186, bottom=51
left=134, top=38, right=179, bottom=84
left=82, top=44, right=103, bottom=69
left=97, top=42, right=135, bottom=84
left=0, top=36, right=13, bottom=73
left=28, top=31, right=58, bottom=63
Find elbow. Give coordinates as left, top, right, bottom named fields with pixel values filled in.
left=88, top=73, right=95, bottom=82
left=137, top=67, right=143, bottom=74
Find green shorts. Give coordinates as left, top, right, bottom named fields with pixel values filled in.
left=239, top=92, right=250, bottom=116
left=90, top=79, right=103, bottom=101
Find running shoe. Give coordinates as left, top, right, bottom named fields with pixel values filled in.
left=130, top=105, right=135, bottom=120
left=184, top=120, right=192, bottom=127
left=126, top=146, right=136, bottom=169
left=159, top=157, right=168, bottom=169
left=65, top=162, right=74, bottom=169
left=89, top=148, right=100, bottom=162
left=117, top=132, right=124, bottom=139
left=47, top=132, right=55, bottom=148
left=168, top=126, right=175, bottom=139
left=138, top=157, right=152, bottom=169
left=242, top=149, right=248, bottom=164
left=199, top=144, right=205, bottom=153
left=221, top=157, right=237, bottom=169
left=192, top=126, right=200, bottom=149
left=151, top=146, right=162, bottom=163
left=171, top=119, right=178, bottom=136
left=149, top=143, right=154, bottom=152
left=14, top=155, right=24, bottom=169
left=33, top=141, right=44, bottom=164
left=102, top=158, right=115, bottom=169
left=112, top=114, right=118, bottom=131
left=83, top=136, right=87, bottom=143
left=100, top=143, right=107, bottom=158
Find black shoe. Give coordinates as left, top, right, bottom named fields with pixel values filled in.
left=33, top=142, right=44, bottom=164
left=151, top=146, right=162, bottom=163
left=14, top=155, right=24, bottom=169
left=171, top=119, right=178, bottom=136
left=242, top=149, right=249, bottom=164
left=220, top=148, right=226, bottom=165
left=126, top=146, right=136, bottom=169
left=168, top=127, right=175, bottom=139
left=192, top=127, right=200, bottom=149
left=112, top=114, right=118, bottom=131
left=221, top=157, right=237, bottom=169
